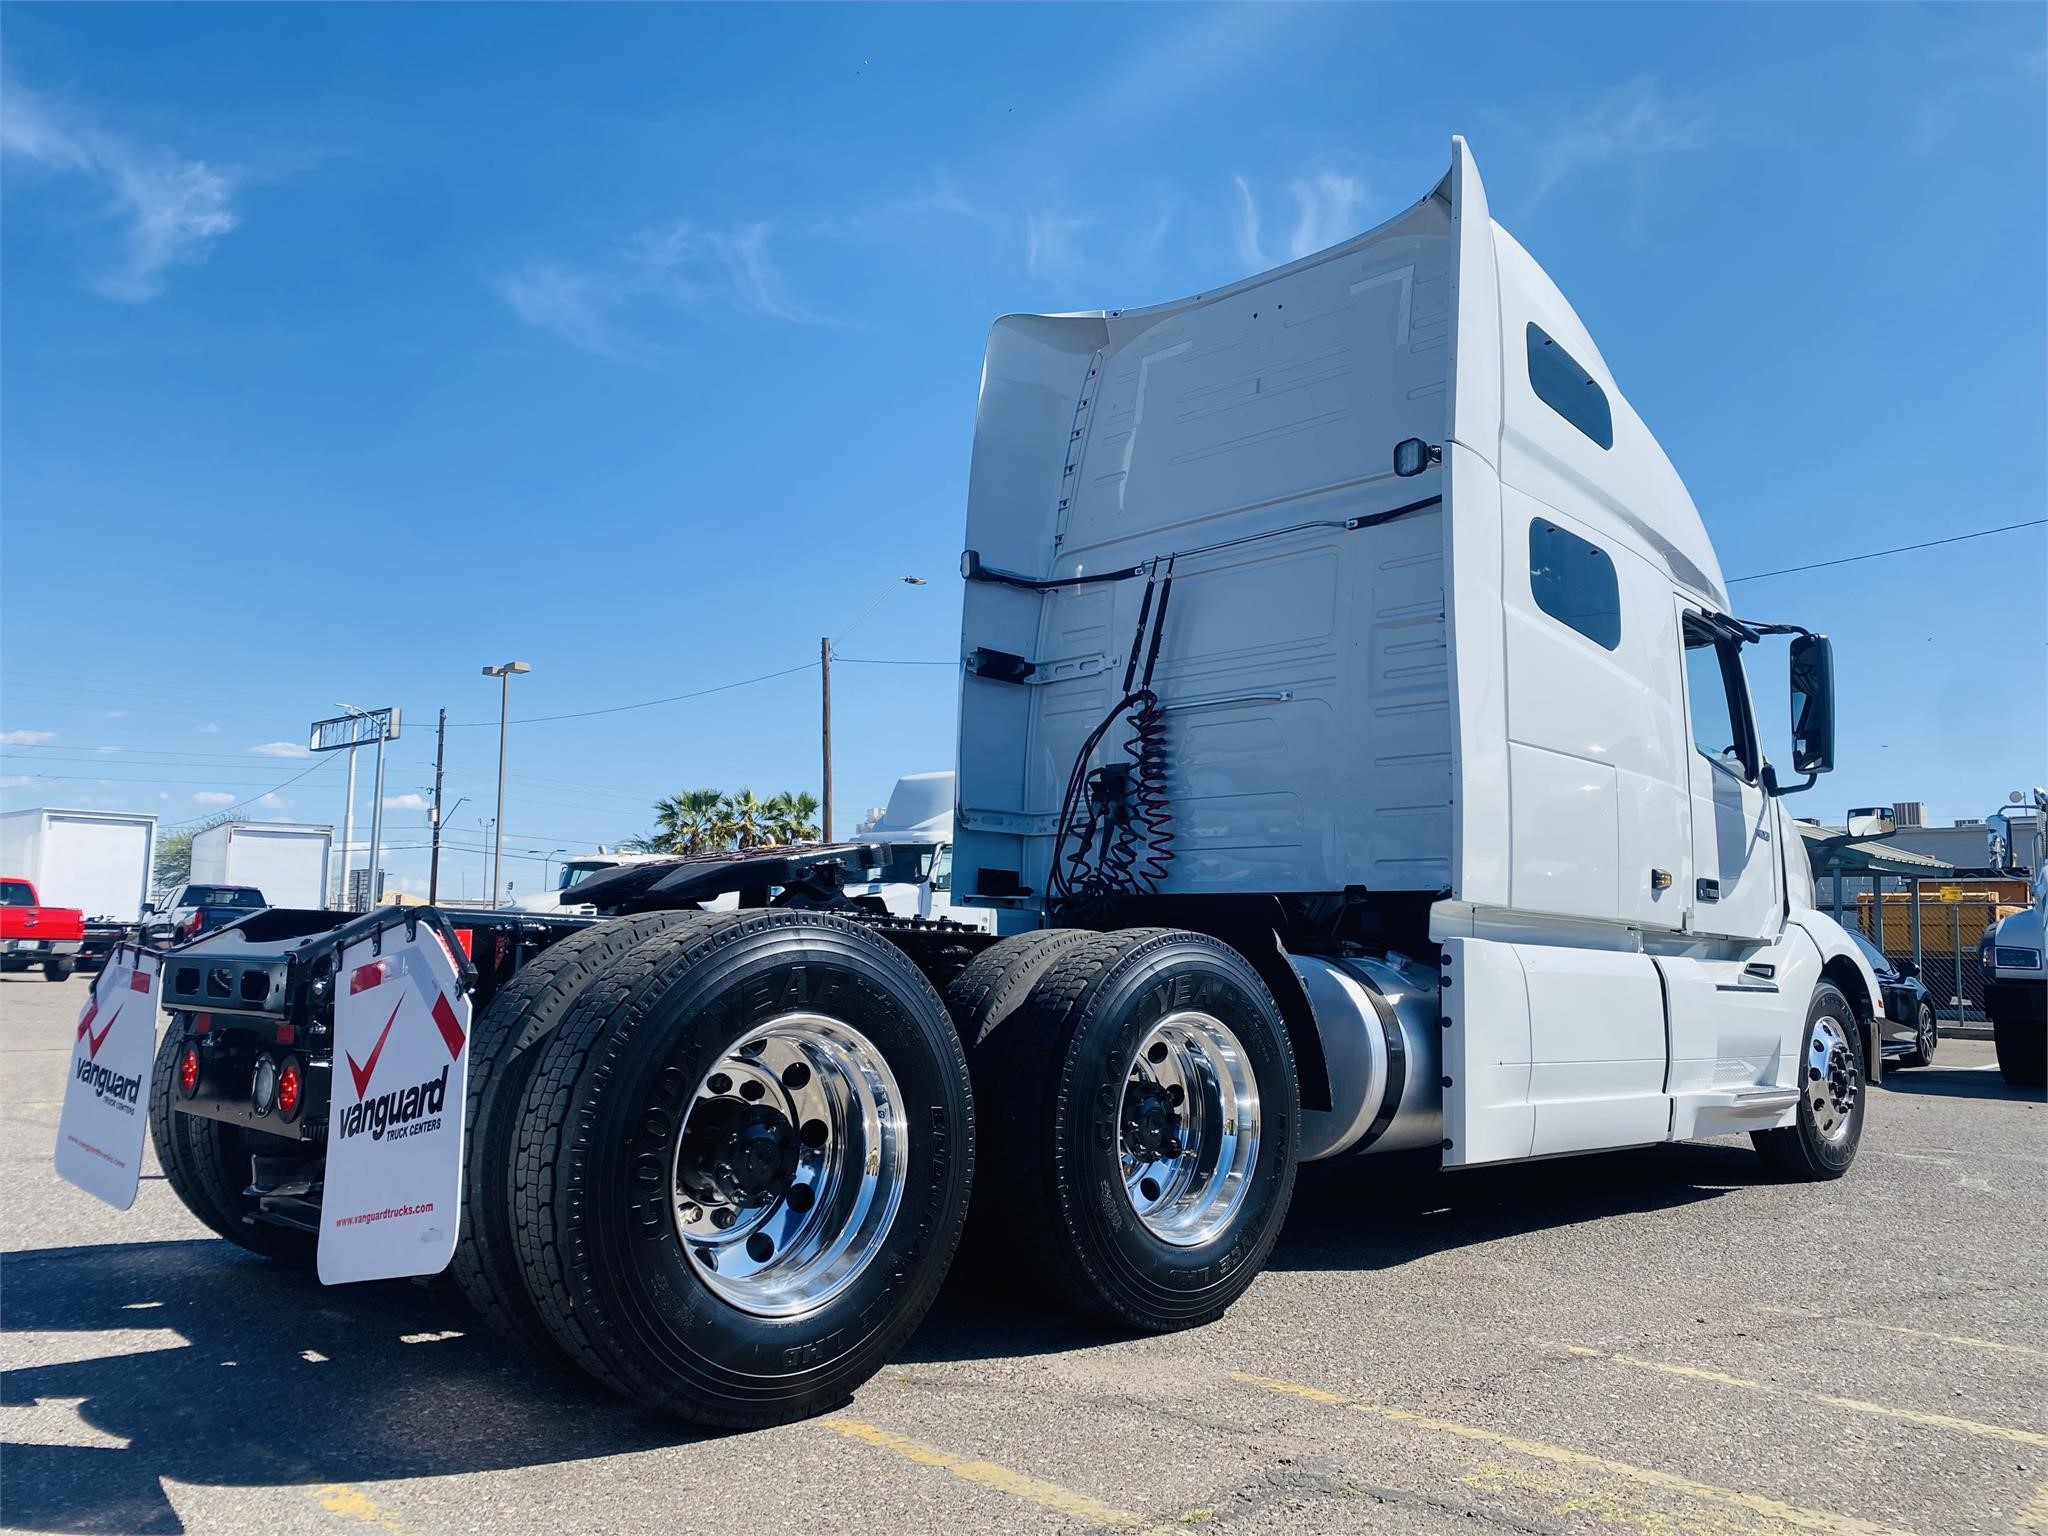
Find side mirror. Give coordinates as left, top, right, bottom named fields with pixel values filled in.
left=141, top=903, right=156, bottom=916
left=1788, top=633, right=1835, bottom=776
left=1846, top=806, right=1896, bottom=840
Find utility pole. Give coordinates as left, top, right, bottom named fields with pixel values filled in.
left=338, top=747, right=358, bottom=907
left=428, top=707, right=447, bottom=904
left=482, top=663, right=530, bottom=909
left=820, top=635, right=834, bottom=843
left=367, top=727, right=387, bottom=908
left=820, top=576, right=925, bottom=846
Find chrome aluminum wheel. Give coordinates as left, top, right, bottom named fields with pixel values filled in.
left=1807, top=1014, right=1859, bottom=1143
left=1118, top=1011, right=1261, bottom=1247
left=672, top=1013, right=908, bottom=1318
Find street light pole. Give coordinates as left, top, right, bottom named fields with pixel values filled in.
left=822, top=577, right=924, bottom=845
left=481, top=662, right=530, bottom=909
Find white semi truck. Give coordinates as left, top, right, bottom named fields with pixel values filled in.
left=1980, top=789, right=2046, bottom=1087
left=83, top=139, right=1885, bottom=1431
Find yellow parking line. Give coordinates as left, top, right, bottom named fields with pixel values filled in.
left=1572, top=1346, right=2048, bottom=1448
left=818, top=1416, right=1156, bottom=1530
left=1232, top=1372, right=1916, bottom=1536
left=2014, top=1481, right=2048, bottom=1532
left=311, top=1483, right=424, bottom=1535
left=1758, top=1306, right=2048, bottom=1360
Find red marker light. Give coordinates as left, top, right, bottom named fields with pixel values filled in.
left=349, top=959, right=388, bottom=995
left=276, top=1057, right=303, bottom=1121
left=453, top=928, right=474, bottom=959
left=177, top=1043, right=201, bottom=1098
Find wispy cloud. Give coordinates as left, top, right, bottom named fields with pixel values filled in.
left=0, top=78, right=241, bottom=301
left=0, top=775, right=34, bottom=789
left=382, top=792, right=429, bottom=811
left=249, top=740, right=308, bottom=758
left=197, top=723, right=221, bottom=734
left=1229, top=172, right=1367, bottom=271
left=500, top=219, right=826, bottom=359
left=257, top=792, right=290, bottom=811
left=193, top=790, right=236, bottom=805
left=0, top=729, right=56, bottom=747
left=1024, top=209, right=1092, bottom=279
left=1529, top=79, right=1709, bottom=204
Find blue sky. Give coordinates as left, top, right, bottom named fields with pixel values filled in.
left=3, top=3, right=2043, bottom=901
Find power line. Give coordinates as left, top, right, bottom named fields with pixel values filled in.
left=834, top=656, right=957, bottom=668
left=1727, top=518, right=2046, bottom=585
left=163, top=755, right=337, bottom=829
left=443, top=661, right=817, bottom=729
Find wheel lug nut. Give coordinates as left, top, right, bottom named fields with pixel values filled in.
left=782, top=1061, right=812, bottom=1091
left=680, top=1204, right=702, bottom=1224
left=707, top=1072, right=733, bottom=1095
left=711, top=1207, right=737, bottom=1230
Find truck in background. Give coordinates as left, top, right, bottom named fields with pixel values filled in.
left=0, top=809, right=158, bottom=969
left=1980, top=788, right=2046, bottom=1087
left=186, top=821, right=332, bottom=911
left=100, top=138, right=1887, bottom=1433
left=0, top=876, right=85, bottom=980
left=852, top=771, right=995, bottom=931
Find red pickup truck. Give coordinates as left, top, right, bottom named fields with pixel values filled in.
left=1, top=877, right=85, bottom=981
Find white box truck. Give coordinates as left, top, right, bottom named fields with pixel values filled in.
left=186, top=822, right=333, bottom=910
left=89, top=138, right=1888, bottom=1433
left=0, top=808, right=157, bottom=922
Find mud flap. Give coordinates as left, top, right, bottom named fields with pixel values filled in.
left=318, top=923, right=472, bottom=1284
left=54, top=944, right=161, bottom=1209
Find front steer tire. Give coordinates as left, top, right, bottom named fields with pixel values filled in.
left=972, top=928, right=1299, bottom=1333
left=452, top=910, right=713, bottom=1364
left=508, top=910, right=974, bottom=1427
left=1752, top=983, right=1864, bottom=1180
left=148, top=1028, right=315, bottom=1264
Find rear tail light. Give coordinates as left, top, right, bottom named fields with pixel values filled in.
left=276, top=1056, right=304, bottom=1122
left=453, top=928, right=473, bottom=959
left=176, top=1041, right=202, bottom=1099
left=181, top=910, right=205, bottom=940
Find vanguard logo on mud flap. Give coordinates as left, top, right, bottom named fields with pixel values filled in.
left=73, top=1056, right=143, bottom=1106
left=336, top=1063, right=448, bottom=1141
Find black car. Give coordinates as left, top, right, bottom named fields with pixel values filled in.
left=141, top=884, right=269, bottom=948
left=1851, top=931, right=1939, bottom=1068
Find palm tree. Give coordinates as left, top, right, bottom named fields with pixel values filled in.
left=765, top=791, right=820, bottom=845
left=723, top=788, right=771, bottom=850
left=649, top=788, right=725, bottom=855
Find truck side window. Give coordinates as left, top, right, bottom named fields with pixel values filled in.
left=1529, top=518, right=1621, bottom=650
left=930, top=844, right=953, bottom=893
left=1683, top=622, right=1755, bottom=780
left=1527, top=323, right=1613, bottom=449
left=0, top=881, right=32, bottom=907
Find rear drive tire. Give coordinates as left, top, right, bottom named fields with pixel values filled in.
left=1753, top=983, right=1864, bottom=1179
left=974, top=928, right=1299, bottom=1332
left=43, top=956, right=74, bottom=981
left=452, top=911, right=713, bottom=1363
left=1899, top=1001, right=1937, bottom=1069
left=509, top=910, right=974, bottom=1426
left=148, top=1028, right=315, bottom=1263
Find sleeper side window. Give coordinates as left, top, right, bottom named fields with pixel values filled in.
left=1683, top=620, right=1756, bottom=781
left=1529, top=518, right=1621, bottom=650
left=1527, top=323, right=1614, bottom=449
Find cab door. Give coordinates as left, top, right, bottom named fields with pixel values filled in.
left=1678, top=608, right=1780, bottom=939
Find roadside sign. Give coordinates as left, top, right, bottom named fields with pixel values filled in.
left=1937, top=885, right=1964, bottom=903
left=318, top=923, right=470, bottom=1284
left=54, top=945, right=160, bottom=1210
left=309, top=708, right=400, bottom=753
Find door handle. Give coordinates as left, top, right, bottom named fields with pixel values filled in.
left=1696, top=878, right=1721, bottom=902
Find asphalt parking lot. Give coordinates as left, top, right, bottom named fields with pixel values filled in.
left=3, top=970, right=2043, bottom=1536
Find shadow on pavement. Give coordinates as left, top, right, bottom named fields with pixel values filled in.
left=0, top=1143, right=1767, bottom=1529
left=0, top=1240, right=706, bottom=1534
left=1878, top=1062, right=2044, bottom=1104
